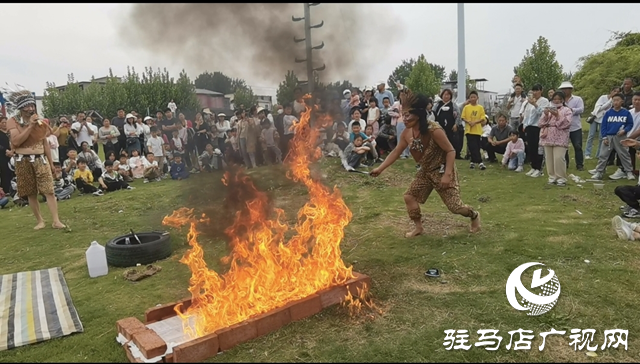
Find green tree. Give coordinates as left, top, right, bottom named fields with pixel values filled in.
left=388, top=56, right=446, bottom=95
left=173, top=69, right=200, bottom=114
left=405, top=55, right=441, bottom=98
left=513, top=36, right=564, bottom=92
left=446, top=69, right=474, bottom=92
left=42, top=82, right=64, bottom=118
left=233, top=87, right=257, bottom=110
left=276, top=70, right=300, bottom=105
left=573, top=31, right=640, bottom=112
left=194, top=71, right=238, bottom=94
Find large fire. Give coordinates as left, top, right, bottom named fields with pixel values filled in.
left=162, top=96, right=356, bottom=338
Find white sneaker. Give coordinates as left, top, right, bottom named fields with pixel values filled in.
left=612, top=216, right=634, bottom=241
left=126, top=186, right=135, bottom=190
left=525, top=169, right=535, bottom=176
left=548, top=178, right=556, bottom=185
left=627, top=172, right=636, bottom=180
left=588, top=168, right=597, bottom=175
left=143, top=178, right=149, bottom=183
left=585, top=155, right=592, bottom=160
left=530, top=169, right=542, bottom=178
left=609, top=168, right=626, bottom=180
left=93, top=190, right=104, bottom=196
left=515, top=166, right=523, bottom=172
left=591, top=173, right=603, bottom=180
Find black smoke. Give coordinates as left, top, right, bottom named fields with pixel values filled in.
left=119, top=3, right=403, bottom=85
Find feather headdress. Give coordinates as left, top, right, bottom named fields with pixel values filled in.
left=0, top=83, right=36, bottom=117
left=399, top=87, right=419, bottom=112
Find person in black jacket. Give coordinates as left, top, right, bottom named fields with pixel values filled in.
left=433, top=89, right=459, bottom=157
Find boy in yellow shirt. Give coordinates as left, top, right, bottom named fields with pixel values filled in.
left=73, top=158, right=103, bottom=196
left=461, top=91, right=487, bottom=170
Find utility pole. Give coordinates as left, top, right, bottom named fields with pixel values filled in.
left=292, top=3, right=326, bottom=95
left=457, top=3, right=466, bottom=105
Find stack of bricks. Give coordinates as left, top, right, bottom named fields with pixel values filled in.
left=116, top=272, right=371, bottom=363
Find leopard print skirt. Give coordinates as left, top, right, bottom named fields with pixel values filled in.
left=15, top=157, right=54, bottom=197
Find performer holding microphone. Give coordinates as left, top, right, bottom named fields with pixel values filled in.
left=3, top=87, right=65, bottom=230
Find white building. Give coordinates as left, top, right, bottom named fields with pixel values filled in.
left=225, top=93, right=273, bottom=111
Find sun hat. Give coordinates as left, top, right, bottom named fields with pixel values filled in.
left=558, top=81, right=574, bottom=89
left=125, top=113, right=135, bottom=119
left=343, top=89, right=351, bottom=95
left=217, top=113, right=226, bottom=117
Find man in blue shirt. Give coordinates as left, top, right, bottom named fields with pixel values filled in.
left=374, top=81, right=394, bottom=108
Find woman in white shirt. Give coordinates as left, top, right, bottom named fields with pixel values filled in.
left=347, top=109, right=366, bottom=133
left=214, top=113, right=231, bottom=149
left=585, top=86, right=620, bottom=159
left=123, top=113, right=143, bottom=156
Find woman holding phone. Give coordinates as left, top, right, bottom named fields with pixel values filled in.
left=538, top=91, right=573, bottom=186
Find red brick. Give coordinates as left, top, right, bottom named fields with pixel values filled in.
left=345, top=273, right=371, bottom=297
left=287, top=294, right=322, bottom=321
left=131, top=328, right=168, bottom=359
left=215, top=320, right=258, bottom=352
left=172, top=333, right=219, bottom=363
left=318, top=285, right=349, bottom=308
left=117, top=317, right=148, bottom=341
left=251, top=305, right=292, bottom=337
left=123, top=343, right=144, bottom=363
left=144, top=298, right=192, bottom=323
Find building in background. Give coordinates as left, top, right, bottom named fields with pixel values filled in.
left=196, top=88, right=232, bottom=116
left=54, top=76, right=114, bottom=92
left=256, top=95, right=273, bottom=111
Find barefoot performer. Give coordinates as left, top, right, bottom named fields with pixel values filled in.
left=370, top=88, right=480, bottom=237
left=3, top=87, right=65, bottom=230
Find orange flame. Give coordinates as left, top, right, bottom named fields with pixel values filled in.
left=163, top=95, right=355, bottom=338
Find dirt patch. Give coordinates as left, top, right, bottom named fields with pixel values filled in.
left=377, top=212, right=470, bottom=237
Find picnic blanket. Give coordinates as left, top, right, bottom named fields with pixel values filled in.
left=0, top=267, right=83, bottom=351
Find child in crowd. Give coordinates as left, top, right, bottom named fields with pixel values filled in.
left=224, top=128, right=242, bottom=166
left=143, top=152, right=162, bottom=183
left=46, top=128, right=60, bottom=163
left=171, top=129, right=184, bottom=155
left=98, top=160, right=133, bottom=192
left=147, top=126, right=165, bottom=175
left=129, top=149, right=146, bottom=179
left=331, top=121, right=350, bottom=151
left=481, top=115, right=492, bottom=160
left=163, top=144, right=173, bottom=175
left=53, top=162, right=74, bottom=200
left=461, top=90, right=487, bottom=170
left=260, top=119, right=282, bottom=165
left=501, top=130, right=526, bottom=172
left=74, top=158, right=103, bottom=196
left=170, top=154, right=190, bottom=180
left=106, top=151, right=117, bottom=165
left=376, top=114, right=397, bottom=157
left=349, top=123, right=368, bottom=143
left=343, top=135, right=371, bottom=169
left=363, top=125, right=381, bottom=162
left=63, top=149, right=79, bottom=177
left=366, top=98, right=380, bottom=137
left=117, top=154, right=134, bottom=182
left=0, top=187, right=8, bottom=209
left=380, top=97, right=392, bottom=122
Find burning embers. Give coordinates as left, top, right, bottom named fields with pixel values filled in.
left=161, top=96, right=360, bottom=339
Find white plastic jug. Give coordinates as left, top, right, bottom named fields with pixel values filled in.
left=86, top=241, right=108, bottom=278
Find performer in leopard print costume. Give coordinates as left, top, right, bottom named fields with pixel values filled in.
left=3, top=87, right=65, bottom=230
left=370, top=88, right=480, bottom=237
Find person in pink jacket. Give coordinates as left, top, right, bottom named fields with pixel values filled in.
left=539, top=91, right=573, bottom=186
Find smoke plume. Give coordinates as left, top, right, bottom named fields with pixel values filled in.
left=120, top=3, right=403, bottom=86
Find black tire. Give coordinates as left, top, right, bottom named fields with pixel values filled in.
left=105, top=231, right=172, bottom=268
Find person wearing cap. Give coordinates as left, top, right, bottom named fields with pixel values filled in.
left=213, top=112, right=230, bottom=150
left=558, top=81, right=585, bottom=171
left=341, top=89, right=352, bottom=122
left=3, top=87, right=65, bottom=230
left=124, top=113, right=143, bottom=156
left=519, top=84, right=549, bottom=178
left=374, top=81, right=394, bottom=109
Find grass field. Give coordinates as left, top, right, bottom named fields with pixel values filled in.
left=1, top=133, right=639, bottom=363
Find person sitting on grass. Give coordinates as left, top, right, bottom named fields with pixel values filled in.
left=116, top=153, right=134, bottom=182
left=343, top=135, right=370, bottom=169
left=73, top=158, right=103, bottom=196
left=170, top=153, right=190, bottom=180
left=98, top=160, right=134, bottom=192
left=485, top=113, right=513, bottom=163
left=143, top=152, right=161, bottom=183
left=128, top=149, right=146, bottom=179
left=331, top=121, right=350, bottom=151
left=612, top=215, right=640, bottom=241
left=198, top=144, right=226, bottom=172
left=376, top=114, right=396, bottom=158
left=53, top=162, right=74, bottom=200
left=501, top=130, right=526, bottom=172
left=363, top=124, right=381, bottom=163
left=0, top=187, right=8, bottom=209
left=63, top=149, right=79, bottom=179
left=78, top=141, right=104, bottom=182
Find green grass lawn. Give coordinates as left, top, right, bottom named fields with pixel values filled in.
left=1, top=132, right=639, bottom=363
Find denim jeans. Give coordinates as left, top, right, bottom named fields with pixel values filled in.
left=585, top=122, right=601, bottom=158
left=0, top=196, right=8, bottom=208
left=508, top=151, right=525, bottom=169
left=395, top=122, right=410, bottom=157
left=565, top=129, right=584, bottom=169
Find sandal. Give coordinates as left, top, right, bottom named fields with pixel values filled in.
left=425, top=268, right=440, bottom=278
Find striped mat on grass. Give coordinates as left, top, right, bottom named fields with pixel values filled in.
left=0, top=267, right=83, bottom=351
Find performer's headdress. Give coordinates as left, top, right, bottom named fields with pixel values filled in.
left=399, top=87, right=430, bottom=134
left=0, top=83, right=36, bottom=117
